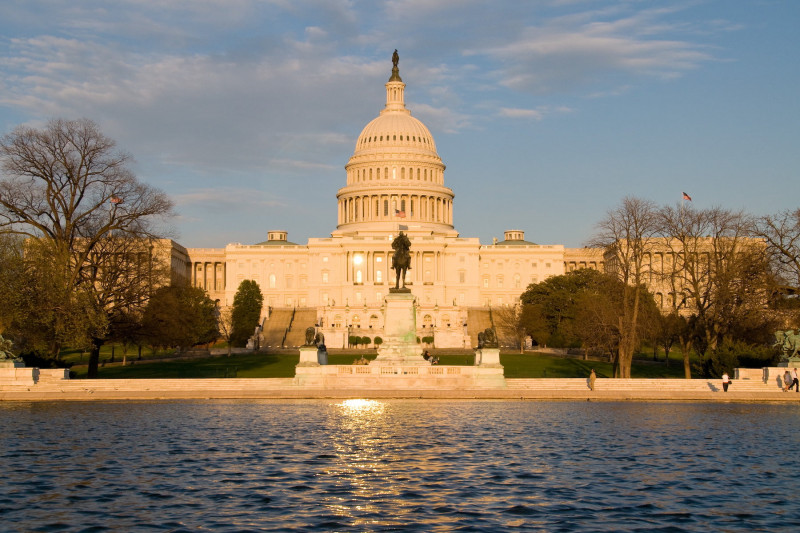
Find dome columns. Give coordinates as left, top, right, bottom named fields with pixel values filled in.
left=337, top=193, right=453, bottom=225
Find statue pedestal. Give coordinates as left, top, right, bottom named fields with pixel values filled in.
left=297, top=346, right=320, bottom=367
left=474, top=348, right=505, bottom=388
left=371, top=291, right=427, bottom=366
left=475, top=348, right=501, bottom=367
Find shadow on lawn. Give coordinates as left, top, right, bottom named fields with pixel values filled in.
left=74, top=352, right=300, bottom=379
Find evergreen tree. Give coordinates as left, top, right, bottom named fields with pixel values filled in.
left=231, top=280, right=263, bottom=347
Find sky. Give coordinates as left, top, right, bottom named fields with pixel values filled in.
left=1, top=0, right=798, bottom=249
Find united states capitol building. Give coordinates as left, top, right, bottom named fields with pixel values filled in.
left=184, top=56, right=604, bottom=348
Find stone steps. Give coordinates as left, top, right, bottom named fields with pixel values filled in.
left=284, top=308, right=318, bottom=347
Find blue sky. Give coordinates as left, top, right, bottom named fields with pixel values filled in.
left=1, top=0, right=798, bottom=248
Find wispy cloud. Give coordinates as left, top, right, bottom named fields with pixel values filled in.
left=471, top=5, right=717, bottom=94
left=174, top=187, right=285, bottom=209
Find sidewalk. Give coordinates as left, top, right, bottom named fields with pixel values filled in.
left=2, top=377, right=798, bottom=402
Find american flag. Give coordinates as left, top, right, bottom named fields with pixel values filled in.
left=394, top=209, right=406, bottom=218
left=682, top=192, right=692, bottom=201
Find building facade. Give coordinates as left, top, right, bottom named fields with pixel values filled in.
left=186, top=59, right=602, bottom=348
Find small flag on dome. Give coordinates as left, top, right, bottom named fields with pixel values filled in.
left=682, top=192, right=692, bottom=201
left=395, top=209, right=406, bottom=218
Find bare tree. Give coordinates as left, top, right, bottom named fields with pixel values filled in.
left=751, top=208, right=800, bottom=289
left=0, top=118, right=174, bottom=375
left=589, top=197, right=660, bottom=378
left=216, top=304, right=235, bottom=357
left=658, top=204, right=772, bottom=376
left=494, top=304, right=528, bottom=353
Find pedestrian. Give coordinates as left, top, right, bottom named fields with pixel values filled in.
left=721, top=372, right=731, bottom=392
left=792, top=368, right=799, bottom=392
left=783, top=370, right=792, bottom=392
left=589, top=369, right=596, bottom=391
left=317, top=343, right=328, bottom=365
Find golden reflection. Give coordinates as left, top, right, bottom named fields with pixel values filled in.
left=336, top=399, right=385, bottom=416
left=324, top=399, right=406, bottom=525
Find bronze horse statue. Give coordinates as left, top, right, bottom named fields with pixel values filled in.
left=392, top=231, right=411, bottom=289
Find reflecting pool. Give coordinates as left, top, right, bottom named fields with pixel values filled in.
left=1, top=400, right=799, bottom=531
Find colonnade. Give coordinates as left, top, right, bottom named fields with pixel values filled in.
left=338, top=193, right=453, bottom=225
left=192, top=261, right=226, bottom=292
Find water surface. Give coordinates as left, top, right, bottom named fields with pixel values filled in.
left=1, top=400, right=798, bottom=531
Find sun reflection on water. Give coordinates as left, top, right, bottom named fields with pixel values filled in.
left=336, top=399, right=386, bottom=417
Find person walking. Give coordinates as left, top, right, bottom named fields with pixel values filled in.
left=589, top=369, right=596, bottom=391
left=792, top=368, right=799, bottom=392
left=783, top=370, right=793, bottom=392
left=721, top=372, right=731, bottom=392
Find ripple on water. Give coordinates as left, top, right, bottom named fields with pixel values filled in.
left=2, top=401, right=800, bottom=531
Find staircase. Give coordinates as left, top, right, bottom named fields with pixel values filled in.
left=261, top=308, right=293, bottom=348
left=466, top=308, right=493, bottom=348
left=283, top=308, right=319, bottom=347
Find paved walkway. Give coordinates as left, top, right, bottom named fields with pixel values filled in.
left=2, top=377, right=799, bottom=402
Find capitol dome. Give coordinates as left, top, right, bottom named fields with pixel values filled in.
left=336, top=53, right=455, bottom=235
left=353, top=110, right=438, bottom=157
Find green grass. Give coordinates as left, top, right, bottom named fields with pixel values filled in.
left=60, top=345, right=179, bottom=366
left=500, top=353, right=687, bottom=379
left=71, top=352, right=299, bottom=379
left=69, top=349, right=690, bottom=379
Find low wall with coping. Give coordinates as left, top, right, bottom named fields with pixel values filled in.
left=2, top=364, right=799, bottom=402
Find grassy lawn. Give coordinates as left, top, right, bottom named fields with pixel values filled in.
left=501, top=353, right=687, bottom=378
left=60, top=345, right=180, bottom=366
left=69, top=349, right=691, bottom=379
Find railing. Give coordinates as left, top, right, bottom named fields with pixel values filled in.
left=332, top=365, right=464, bottom=377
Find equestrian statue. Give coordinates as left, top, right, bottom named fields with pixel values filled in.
left=391, top=231, right=411, bottom=290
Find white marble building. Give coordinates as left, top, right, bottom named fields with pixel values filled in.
left=187, top=59, right=602, bottom=348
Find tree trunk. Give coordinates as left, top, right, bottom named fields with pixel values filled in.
left=88, top=338, right=104, bottom=378
left=683, top=350, right=691, bottom=379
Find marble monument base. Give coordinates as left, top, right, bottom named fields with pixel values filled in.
left=297, top=346, right=320, bottom=367
left=371, top=291, right=427, bottom=366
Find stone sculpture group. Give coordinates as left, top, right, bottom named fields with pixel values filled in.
left=774, top=329, right=800, bottom=360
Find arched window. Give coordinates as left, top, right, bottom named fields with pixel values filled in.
left=269, top=274, right=276, bottom=289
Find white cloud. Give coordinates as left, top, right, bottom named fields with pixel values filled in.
left=174, top=187, right=285, bottom=209
left=498, top=107, right=543, bottom=120
left=472, top=6, right=715, bottom=94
